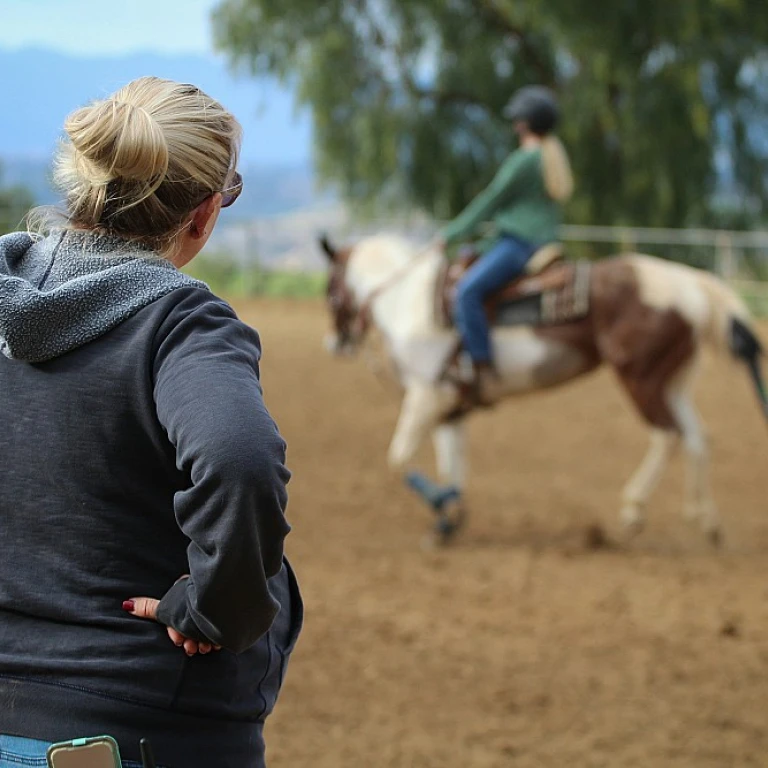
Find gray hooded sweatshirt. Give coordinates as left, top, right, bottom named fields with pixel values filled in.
left=0, top=230, right=301, bottom=768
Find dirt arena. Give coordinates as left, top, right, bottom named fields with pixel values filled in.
left=236, top=298, right=768, bottom=768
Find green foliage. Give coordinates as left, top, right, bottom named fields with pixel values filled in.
left=737, top=285, right=768, bottom=317
left=185, top=253, right=325, bottom=297
left=0, top=163, right=35, bottom=235
left=212, top=0, right=768, bottom=227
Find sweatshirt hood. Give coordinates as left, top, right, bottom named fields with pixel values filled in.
left=0, top=229, right=208, bottom=362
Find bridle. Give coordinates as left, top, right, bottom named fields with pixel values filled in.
left=326, top=241, right=438, bottom=349
left=326, top=260, right=372, bottom=349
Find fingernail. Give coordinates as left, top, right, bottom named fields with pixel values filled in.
left=122, top=600, right=135, bottom=612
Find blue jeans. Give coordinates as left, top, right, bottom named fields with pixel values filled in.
left=0, top=734, right=149, bottom=767
left=454, top=234, right=536, bottom=364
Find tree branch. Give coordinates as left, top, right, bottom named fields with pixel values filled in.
left=405, top=82, right=495, bottom=111
left=472, top=0, right=554, bottom=86
left=359, top=3, right=497, bottom=112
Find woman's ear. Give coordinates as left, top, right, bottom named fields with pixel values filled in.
left=189, top=193, right=222, bottom=239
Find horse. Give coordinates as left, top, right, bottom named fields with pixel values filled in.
left=319, top=233, right=767, bottom=547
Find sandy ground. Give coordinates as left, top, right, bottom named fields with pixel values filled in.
left=235, top=298, right=768, bottom=768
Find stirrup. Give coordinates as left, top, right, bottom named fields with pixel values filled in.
left=460, top=365, right=500, bottom=409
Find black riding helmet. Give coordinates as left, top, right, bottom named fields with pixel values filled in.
left=503, top=85, right=559, bottom=135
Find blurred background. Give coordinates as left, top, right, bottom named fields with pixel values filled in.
left=4, top=2, right=768, bottom=766
left=3, top=0, right=768, bottom=302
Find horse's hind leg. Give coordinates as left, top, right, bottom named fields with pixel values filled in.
left=667, top=385, right=721, bottom=546
left=620, top=428, right=678, bottom=536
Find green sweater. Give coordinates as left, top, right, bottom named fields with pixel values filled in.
left=442, top=147, right=560, bottom=246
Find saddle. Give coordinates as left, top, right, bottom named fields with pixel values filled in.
left=436, top=242, right=591, bottom=329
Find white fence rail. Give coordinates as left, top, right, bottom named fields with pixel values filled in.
left=562, top=224, right=768, bottom=276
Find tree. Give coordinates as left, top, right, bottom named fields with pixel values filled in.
left=212, top=0, right=768, bottom=228
left=0, top=164, right=35, bottom=235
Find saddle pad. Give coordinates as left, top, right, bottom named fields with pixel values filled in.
left=494, top=261, right=591, bottom=327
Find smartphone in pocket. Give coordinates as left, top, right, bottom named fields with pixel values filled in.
left=46, top=736, right=122, bottom=768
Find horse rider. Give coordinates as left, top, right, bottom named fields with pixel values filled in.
left=438, top=85, right=574, bottom=405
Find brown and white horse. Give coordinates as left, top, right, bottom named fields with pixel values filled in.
left=321, top=233, right=767, bottom=546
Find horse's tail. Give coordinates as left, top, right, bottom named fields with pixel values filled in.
left=697, top=272, right=768, bottom=420
left=729, top=316, right=768, bottom=420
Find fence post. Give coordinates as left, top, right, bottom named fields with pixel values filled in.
left=715, top=232, right=737, bottom=280
left=619, top=227, right=635, bottom=254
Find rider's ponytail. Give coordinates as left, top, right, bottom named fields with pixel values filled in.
left=541, top=135, right=574, bottom=202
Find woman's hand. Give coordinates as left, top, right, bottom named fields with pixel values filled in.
left=123, top=582, right=221, bottom=657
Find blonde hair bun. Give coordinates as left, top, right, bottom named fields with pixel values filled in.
left=49, top=76, right=241, bottom=255
left=64, top=100, right=169, bottom=187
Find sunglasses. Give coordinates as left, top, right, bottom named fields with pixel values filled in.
left=220, top=171, right=243, bottom=208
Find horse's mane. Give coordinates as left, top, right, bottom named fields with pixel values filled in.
left=354, top=233, right=419, bottom=269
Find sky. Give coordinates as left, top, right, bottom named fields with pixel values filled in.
left=0, top=0, right=218, bottom=56
left=0, top=0, right=313, bottom=165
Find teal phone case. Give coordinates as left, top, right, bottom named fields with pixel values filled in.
left=46, top=735, right=122, bottom=768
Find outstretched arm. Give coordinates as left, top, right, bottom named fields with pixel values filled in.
left=442, top=149, right=532, bottom=245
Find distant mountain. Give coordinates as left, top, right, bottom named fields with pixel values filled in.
left=0, top=48, right=311, bottom=165
left=1, top=156, right=55, bottom=205
left=1, top=155, right=332, bottom=218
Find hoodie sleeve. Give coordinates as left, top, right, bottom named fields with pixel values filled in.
left=151, top=288, right=291, bottom=654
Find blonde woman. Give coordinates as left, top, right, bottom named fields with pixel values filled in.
left=440, top=85, right=574, bottom=405
left=0, top=77, right=301, bottom=768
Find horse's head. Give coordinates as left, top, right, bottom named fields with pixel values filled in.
left=319, top=234, right=364, bottom=356
left=320, top=232, right=434, bottom=357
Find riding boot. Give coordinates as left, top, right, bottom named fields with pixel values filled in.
left=469, top=362, right=503, bottom=407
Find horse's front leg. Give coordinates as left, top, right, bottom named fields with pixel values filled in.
left=433, top=419, right=467, bottom=491
left=388, top=382, right=462, bottom=545
left=388, top=381, right=455, bottom=469
left=427, top=419, right=469, bottom=540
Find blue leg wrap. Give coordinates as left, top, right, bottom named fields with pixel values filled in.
left=405, top=471, right=461, bottom=512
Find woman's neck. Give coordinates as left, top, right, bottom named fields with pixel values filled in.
left=519, top=133, right=543, bottom=149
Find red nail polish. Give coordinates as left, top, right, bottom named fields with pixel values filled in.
left=122, top=600, right=135, bottom=612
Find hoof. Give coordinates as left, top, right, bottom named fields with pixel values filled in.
left=419, top=521, right=457, bottom=551
left=420, top=508, right=464, bottom=551
left=583, top=523, right=610, bottom=550
left=705, top=527, right=723, bottom=549
left=405, top=472, right=466, bottom=548
left=623, top=520, right=645, bottom=540
left=619, top=505, right=645, bottom=538
left=435, top=514, right=460, bottom=540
